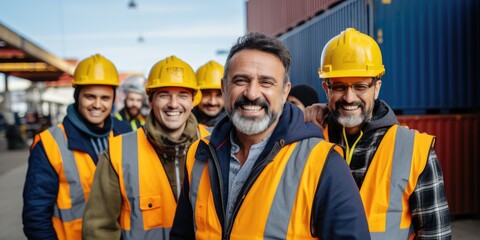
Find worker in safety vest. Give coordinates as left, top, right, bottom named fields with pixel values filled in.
left=22, top=54, right=131, bottom=240
left=305, top=28, right=452, bottom=239
left=170, top=32, right=370, bottom=239
left=82, top=55, right=210, bottom=239
left=115, top=75, right=147, bottom=130
left=192, top=60, right=227, bottom=129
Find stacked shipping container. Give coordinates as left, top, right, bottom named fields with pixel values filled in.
left=247, top=0, right=480, bottom=217
left=398, top=114, right=480, bottom=217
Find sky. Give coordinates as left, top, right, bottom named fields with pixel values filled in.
left=0, top=0, right=246, bottom=77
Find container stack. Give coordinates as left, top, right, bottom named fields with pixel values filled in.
left=247, top=0, right=480, bottom=217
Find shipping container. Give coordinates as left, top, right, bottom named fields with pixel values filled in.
left=268, top=0, right=480, bottom=113
left=398, top=114, right=480, bottom=217
left=277, top=0, right=370, bottom=103
left=374, top=0, right=480, bottom=113
left=246, top=0, right=343, bottom=36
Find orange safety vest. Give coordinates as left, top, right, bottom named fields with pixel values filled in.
left=109, top=126, right=210, bottom=239
left=39, top=124, right=102, bottom=240
left=187, top=137, right=342, bottom=239
left=324, top=124, right=434, bottom=240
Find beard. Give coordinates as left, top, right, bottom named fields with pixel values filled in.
left=126, top=105, right=140, bottom=118
left=227, top=95, right=283, bottom=136
left=332, top=100, right=370, bottom=128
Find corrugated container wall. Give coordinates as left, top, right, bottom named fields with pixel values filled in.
left=277, top=0, right=369, bottom=103
left=246, top=0, right=343, bottom=36
left=374, top=0, right=480, bottom=113
left=398, top=114, right=480, bottom=217
left=255, top=0, right=479, bottom=113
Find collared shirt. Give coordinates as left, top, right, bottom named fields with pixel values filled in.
left=225, top=131, right=271, bottom=224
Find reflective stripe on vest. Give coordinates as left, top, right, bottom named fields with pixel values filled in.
left=110, top=129, right=175, bottom=239
left=361, top=125, right=433, bottom=240
left=189, top=137, right=337, bottom=239
left=40, top=124, right=97, bottom=240
left=47, top=126, right=86, bottom=221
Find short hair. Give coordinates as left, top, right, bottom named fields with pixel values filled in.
left=223, top=32, right=291, bottom=86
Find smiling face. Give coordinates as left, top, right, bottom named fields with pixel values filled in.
left=150, top=87, right=194, bottom=138
left=322, top=77, right=381, bottom=133
left=223, top=49, right=291, bottom=136
left=125, top=91, right=143, bottom=118
left=198, top=89, right=224, bottom=117
left=77, top=85, right=115, bottom=127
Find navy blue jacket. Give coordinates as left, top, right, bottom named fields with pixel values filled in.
left=22, top=116, right=130, bottom=239
left=171, top=103, right=370, bottom=239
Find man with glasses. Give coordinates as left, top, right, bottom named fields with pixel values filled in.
left=305, top=28, right=451, bottom=239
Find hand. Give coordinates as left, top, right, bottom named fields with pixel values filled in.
left=305, top=103, right=329, bottom=129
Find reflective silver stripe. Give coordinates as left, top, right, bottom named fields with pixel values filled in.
left=120, top=131, right=171, bottom=239
left=371, top=127, right=414, bottom=240
left=190, top=148, right=209, bottom=233
left=120, top=132, right=143, bottom=239
left=121, top=227, right=171, bottom=239
left=264, top=138, right=322, bottom=239
left=49, top=126, right=86, bottom=222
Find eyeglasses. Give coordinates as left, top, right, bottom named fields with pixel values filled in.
left=326, top=80, right=375, bottom=95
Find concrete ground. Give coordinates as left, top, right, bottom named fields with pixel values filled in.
left=0, top=136, right=478, bottom=240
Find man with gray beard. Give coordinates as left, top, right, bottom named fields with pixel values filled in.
left=170, top=32, right=369, bottom=239
left=305, top=28, right=451, bottom=239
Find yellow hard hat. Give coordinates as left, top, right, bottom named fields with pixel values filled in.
left=146, top=55, right=201, bottom=106
left=196, top=60, right=224, bottom=90
left=319, top=28, right=385, bottom=79
left=72, top=54, right=119, bottom=87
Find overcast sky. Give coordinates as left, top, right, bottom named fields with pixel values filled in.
left=0, top=0, right=246, bottom=76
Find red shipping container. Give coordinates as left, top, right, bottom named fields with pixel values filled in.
left=246, top=0, right=343, bottom=36
left=397, top=114, right=480, bottom=217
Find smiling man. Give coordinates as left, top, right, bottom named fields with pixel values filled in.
left=306, top=28, right=451, bottom=239
left=82, top=55, right=210, bottom=240
left=170, top=32, right=370, bottom=239
left=22, top=54, right=131, bottom=240
left=192, top=60, right=226, bottom=128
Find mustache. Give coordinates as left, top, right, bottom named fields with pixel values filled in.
left=234, top=96, right=269, bottom=110
left=335, top=100, right=365, bottom=110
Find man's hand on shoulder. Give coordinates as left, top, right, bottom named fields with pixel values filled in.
left=305, top=103, right=329, bottom=129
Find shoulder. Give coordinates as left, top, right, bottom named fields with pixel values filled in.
left=112, top=117, right=133, bottom=134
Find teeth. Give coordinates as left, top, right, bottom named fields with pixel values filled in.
left=343, top=105, right=359, bottom=110
left=242, top=105, right=261, bottom=111
left=165, top=111, right=181, bottom=116
left=90, top=111, right=102, bottom=117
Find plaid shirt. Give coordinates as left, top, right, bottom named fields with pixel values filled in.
left=327, top=101, right=451, bottom=239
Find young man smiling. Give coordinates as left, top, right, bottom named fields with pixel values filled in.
left=82, top=55, right=210, bottom=239
left=22, top=54, right=131, bottom=240
left=192, top=60, right=227, bottom=128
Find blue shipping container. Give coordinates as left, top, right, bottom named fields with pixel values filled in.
left=374, top=0, right=480, bottom=113
left=278, top=0, right=480, bottom=113
left=279, top=0, right=369, bottom=104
